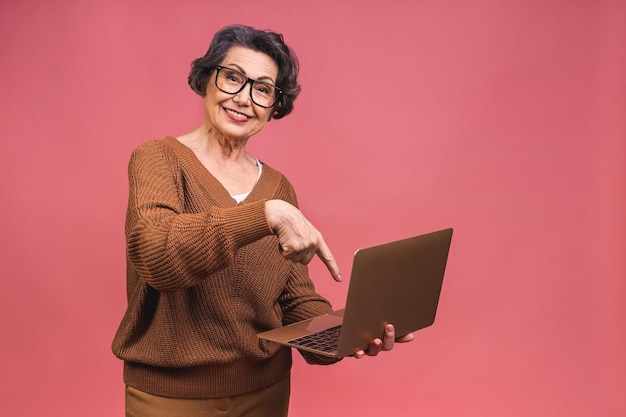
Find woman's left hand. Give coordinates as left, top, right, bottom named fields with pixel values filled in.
left=353, top=324, right=415, bottom=359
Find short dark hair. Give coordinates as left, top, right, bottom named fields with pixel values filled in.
left=188, top=24, right=302, bottom=120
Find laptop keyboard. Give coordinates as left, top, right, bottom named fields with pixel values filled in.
left=288, top=325, right=342, bottom=353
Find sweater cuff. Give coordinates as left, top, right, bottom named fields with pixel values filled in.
left=221, top=199, right=274, bottom=250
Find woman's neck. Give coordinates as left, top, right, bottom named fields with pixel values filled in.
left=179, top=125, right=253, bottom=162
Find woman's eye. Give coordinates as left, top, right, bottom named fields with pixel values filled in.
left=223, top=71, right=243, bottom=83
left=255, top=84, right=273, bottom=96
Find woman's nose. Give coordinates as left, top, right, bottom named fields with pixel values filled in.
left=233, top=83, right=252, bottom=105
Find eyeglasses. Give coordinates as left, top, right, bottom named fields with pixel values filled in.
left=213, top=66, right=283, bottom=108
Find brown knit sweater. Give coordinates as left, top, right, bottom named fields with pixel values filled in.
left=112, top=137, right=338, bottom=399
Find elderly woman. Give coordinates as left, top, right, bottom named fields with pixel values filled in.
left=112, top=24, right=413, bottom=417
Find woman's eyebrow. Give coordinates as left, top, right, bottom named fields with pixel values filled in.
left=226, top=63, right=276, bottom=83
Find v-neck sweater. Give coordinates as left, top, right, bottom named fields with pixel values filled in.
left=112, top=137, right=337, bottom=399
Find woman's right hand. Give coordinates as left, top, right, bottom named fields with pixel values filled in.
left=265, top=199, right=342, bottom=282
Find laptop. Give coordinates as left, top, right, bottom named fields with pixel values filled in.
left=257, top=227, right=453, bottom=358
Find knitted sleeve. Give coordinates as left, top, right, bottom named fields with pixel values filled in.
left=125, top=141, right=274, bottom=292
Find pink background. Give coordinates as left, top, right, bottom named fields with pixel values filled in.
left=1, top=1, right=624, bottom=416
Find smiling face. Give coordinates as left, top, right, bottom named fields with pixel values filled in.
left=203, top=46, right=279, bottom=143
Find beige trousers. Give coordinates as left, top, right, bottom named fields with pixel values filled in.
left=125, top=376, right=290, bottom=417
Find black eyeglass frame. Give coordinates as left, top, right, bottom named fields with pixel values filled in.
left=213, top=66, right=283, bottom=108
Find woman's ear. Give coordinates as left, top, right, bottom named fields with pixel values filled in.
left=267, top=101, right=280, bottom=121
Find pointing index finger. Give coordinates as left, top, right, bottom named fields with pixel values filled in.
left=316, top=242, right=342, bottom=282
